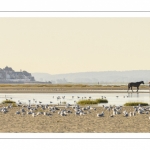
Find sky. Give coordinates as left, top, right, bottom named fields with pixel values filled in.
left=0, top=18, right=150, bottom=74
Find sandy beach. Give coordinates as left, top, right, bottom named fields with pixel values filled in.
left=0, top=88, right=149, bottom=93
left=0, top=105, right=150, bottom=133
left=0, top=84, right=149, bottom=93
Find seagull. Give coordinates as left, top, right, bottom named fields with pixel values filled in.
left=75, top=112, right=79, bottom=116
left=138, top=110, right=142, bottom=114
left=97, top=111, right=104, bottom=117
left=32, top=113, right=35, bottom=117
left=102, top=105, right=109, bottom=110
left=18, top=100, right=22, bottom=105
left=113, top=110, right=116, bottom=116
left=133, top=111, right=136, bottom=116
left=15, top=111, right=20, bottom=114
left=124, top=112, right=128, bottom=117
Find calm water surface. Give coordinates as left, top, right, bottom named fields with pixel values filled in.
left=0, top=91, right=150, bottom=106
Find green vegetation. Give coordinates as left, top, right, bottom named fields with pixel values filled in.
left=2, top=99, right=16, bottom=104
left=1, top=99, right=17, bottom=107
left=124, top=102, right=148, bottom=106
left=77, top=99, right=108, bottom=105
left=113, top=85, right=120, bottom=87
left=61, top=101, right=66, bottom=105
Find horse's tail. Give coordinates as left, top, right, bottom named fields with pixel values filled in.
left=128, top=83, right=131, bottom=90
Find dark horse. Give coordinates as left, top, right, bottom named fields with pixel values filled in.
left=128, top=81, right=144, bottom=92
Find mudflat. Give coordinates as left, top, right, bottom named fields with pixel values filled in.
left=0, top=84, right=149, bottom=93
left=0, top=106, right=150, bottom=133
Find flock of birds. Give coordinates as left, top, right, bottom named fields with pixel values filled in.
left=1, top=99, right=150, bottom=120
left=0, top=93, right=149, bottom=121
left=100, top=104, right=150, bottom=118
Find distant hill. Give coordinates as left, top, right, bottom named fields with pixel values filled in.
left=0, top=66, right=35, bottom=83
left=32, top=70, right=150, bottom=84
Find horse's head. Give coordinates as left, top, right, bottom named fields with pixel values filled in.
left=141, top=81, right=144, bottom=84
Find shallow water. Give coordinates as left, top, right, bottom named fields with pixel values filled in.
left=0, top=92, right=150, bottom=106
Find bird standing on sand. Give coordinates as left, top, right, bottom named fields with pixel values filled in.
left=32, top=113, right=35, bottom=117
left=15, top=111, right=20, bottom=114
left=28, top=100, right=31, bottom=107
left=18, top=100, right=22, bottom=105
left=97, top=111, right=104, bottom=117
left=113, top=110, right=116, bottom=116
left=124, top=112, right=128, bottom=117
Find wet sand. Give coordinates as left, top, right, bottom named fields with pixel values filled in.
left=0, top=89, right=149, bottom=93
left=0, top=84, right=149, bottom=93
left=0, top=106, right=150, bottom=133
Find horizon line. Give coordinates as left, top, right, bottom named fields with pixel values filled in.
left=32, top=69, right=150, bottom=75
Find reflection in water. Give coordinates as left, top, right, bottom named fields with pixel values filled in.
left=128, top=92, right=139, bottom=98
left=128, top=92, right=132, bottom=98
left=0, top=92, right=150, bottom=106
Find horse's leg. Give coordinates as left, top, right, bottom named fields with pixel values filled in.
left=131, top=86, right=133, bottom=92
left=127, top=86, right=129, bottom=92
left=127, top=84, right=130, bottom=92
left=137, top=86, right=139, bottom=92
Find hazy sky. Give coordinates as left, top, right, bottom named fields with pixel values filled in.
left=0, top=18, right=150, bottom=74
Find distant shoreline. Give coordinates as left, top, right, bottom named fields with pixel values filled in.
left=0, top=90, right=149, bottom=93
left=0, top=84, right=149, bottom=93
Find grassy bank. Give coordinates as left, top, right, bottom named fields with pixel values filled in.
left=77, top=99, right=108, bottom=105
left=2, top=100, right=16, bottom=104
left=1, top=100, right=17, bottom=107
left=124, top=102, right=148, bottom=106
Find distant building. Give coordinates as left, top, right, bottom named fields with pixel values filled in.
left=0, top=66, right=35, bottom=83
